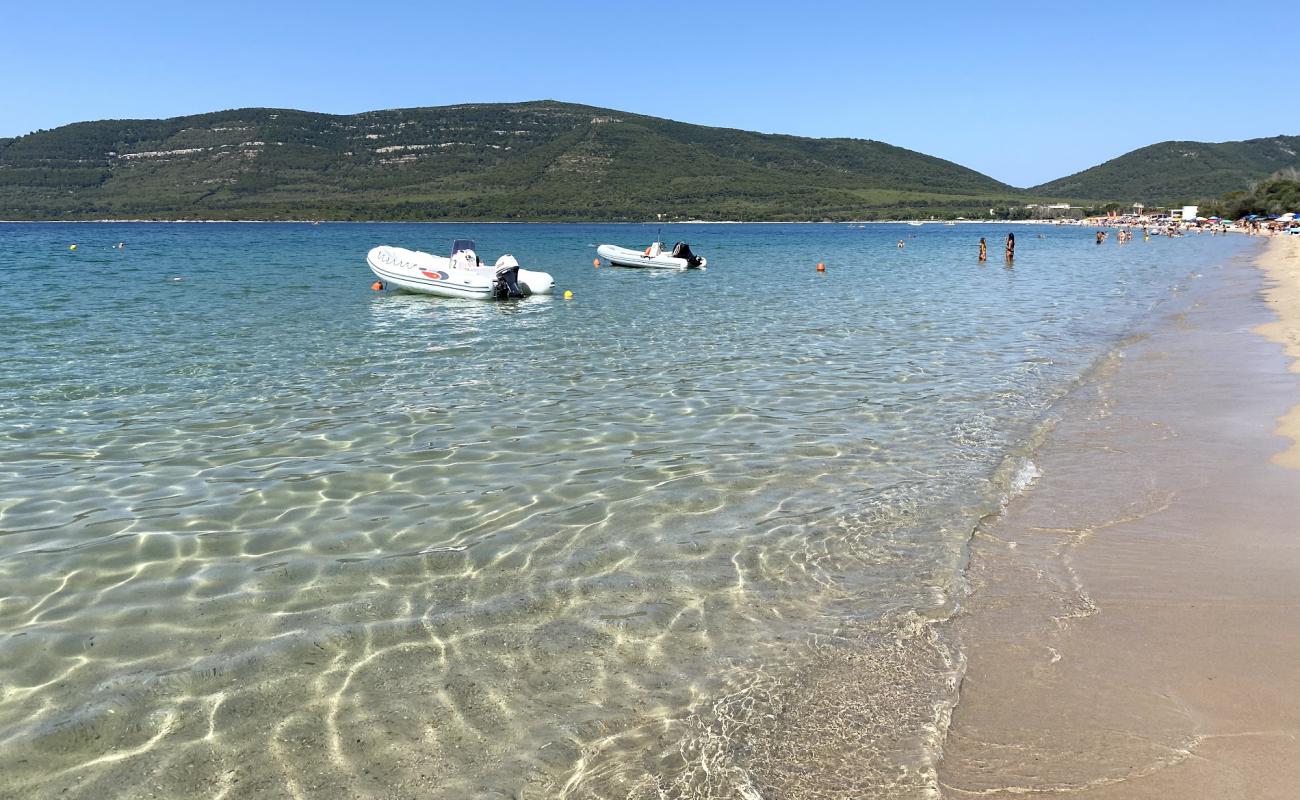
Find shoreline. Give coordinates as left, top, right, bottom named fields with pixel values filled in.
left=938, top=236, right=1300, bottom=797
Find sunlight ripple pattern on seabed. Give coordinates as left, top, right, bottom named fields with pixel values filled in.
left=0, top=222, right=1252, bottom=799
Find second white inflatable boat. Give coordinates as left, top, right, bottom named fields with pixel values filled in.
left=596, top=241, right=706, bottom=270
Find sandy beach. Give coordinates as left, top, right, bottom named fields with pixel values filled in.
left=938, top=235, right=1300, bottom=798
left=1258, top=236, right=1300, bottom=468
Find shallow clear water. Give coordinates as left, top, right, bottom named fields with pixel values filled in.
left=0, top=223, right=1251, bottom=798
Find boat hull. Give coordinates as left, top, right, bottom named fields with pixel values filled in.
left=367, top=246, right=553, bottom=299
left=596, top=244, right=706, bottom=270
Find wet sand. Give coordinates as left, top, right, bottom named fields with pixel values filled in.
left=939, top=236, right=1300, bottom=798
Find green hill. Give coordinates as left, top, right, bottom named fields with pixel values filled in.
left=0, top=101, right=1024, bottom=221
left=1030, top=135, right=1300, bottom=204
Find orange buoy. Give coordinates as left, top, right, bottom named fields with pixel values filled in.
left=370, top=281, right=383, bottom=291
left=816, top=262, right=826, bottom=272
left=592, top=258, right=600, bottom=267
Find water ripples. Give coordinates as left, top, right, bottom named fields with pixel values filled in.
left=0, top=223, right=1250, bottom=798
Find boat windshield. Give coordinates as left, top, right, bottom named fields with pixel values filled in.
left=450, top=239, right=477, bottom=256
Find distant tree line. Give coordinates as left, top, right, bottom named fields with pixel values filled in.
left=1199, top=169, right=1300, bottom=218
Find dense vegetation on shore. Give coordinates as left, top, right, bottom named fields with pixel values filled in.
left=1200, top=170, right=1300, bottom=218
left=0, top=102, right=1031, bottom=221
left=1031, top=136, right=1300, bottom=204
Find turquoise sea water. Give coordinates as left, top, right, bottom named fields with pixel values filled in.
left=0, top=223, right=1252, bottom=798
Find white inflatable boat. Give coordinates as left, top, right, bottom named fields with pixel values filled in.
left=367, top=239, right=554, bottom=300
left=596, top=241, right=706, bottom=270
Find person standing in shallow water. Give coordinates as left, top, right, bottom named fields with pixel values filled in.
left=979, top=238, right=987, bottom=262
left=1005, top=233, right=1015, bottom=260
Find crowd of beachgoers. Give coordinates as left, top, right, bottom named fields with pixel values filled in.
left=1079, top=212, right=1300, bottom=237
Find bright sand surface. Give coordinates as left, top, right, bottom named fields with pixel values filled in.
left=1258, top=235, right=1300, bottom=468
left=938, top=236, right=1300, bottom=798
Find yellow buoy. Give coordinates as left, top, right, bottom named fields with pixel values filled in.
left=69, top=244, right=77, bottom=250
left=563, top=290, right=573, bottom=300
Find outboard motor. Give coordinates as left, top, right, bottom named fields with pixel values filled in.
left=492, top=254, right=530, bottom=299
left=671, top=241, right=704, bottom=268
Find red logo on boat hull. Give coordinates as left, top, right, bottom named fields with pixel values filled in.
left=421, top=270, right=449, bottom=280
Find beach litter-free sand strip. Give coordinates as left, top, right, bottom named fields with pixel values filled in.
left=1256, top=235, right=1300, bottom=468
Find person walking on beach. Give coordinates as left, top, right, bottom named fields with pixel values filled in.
left=1005, top=233, right=1015, bottom=260
left=978, top=237, right=987, bottom=262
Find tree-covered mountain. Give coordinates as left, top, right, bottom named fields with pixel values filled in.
left=1030, top=135, right=1300, bottom=205
left=0, top=101, right=1026, bottom=221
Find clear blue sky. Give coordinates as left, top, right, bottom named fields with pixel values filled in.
left=4, top=1, right=1296, bottom=187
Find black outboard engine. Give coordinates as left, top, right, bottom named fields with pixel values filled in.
left=671, top=241, right=704, bottom=268
left=493, top=265, right=530, bottom=299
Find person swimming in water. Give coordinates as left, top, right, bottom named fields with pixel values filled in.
left=978, top=237, right=987, bottom=262
left=1005, top=232, right=1015, bottom=260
